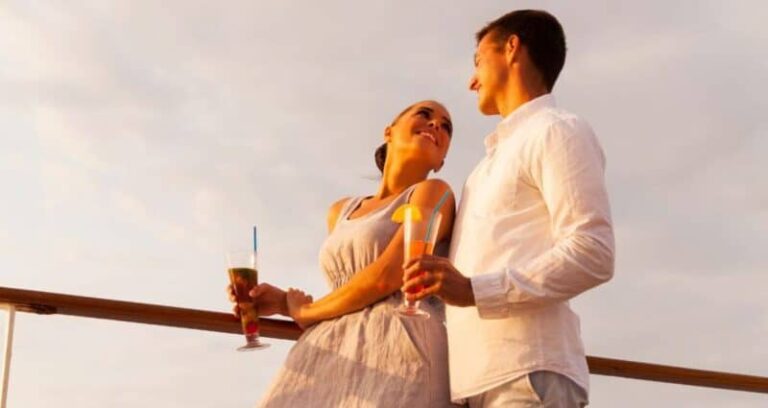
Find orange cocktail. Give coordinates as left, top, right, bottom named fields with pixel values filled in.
left=404, top=240, right=434, bottom=295
left=395, top=205, right=442, bottom=318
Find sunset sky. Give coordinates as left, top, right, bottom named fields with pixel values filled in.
left=1, top=1, right=767, bottom=407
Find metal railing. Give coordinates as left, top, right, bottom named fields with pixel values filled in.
left=1, top=285, right=767, bottom=407
left=0, top=304, right=14, bottom=408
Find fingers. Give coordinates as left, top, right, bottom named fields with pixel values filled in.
left=226, top=285, right=236, bottom=303
left=287, top=287, right=308, bottom=295
left=405, top=281, right=442, bottom=302
left=231, top=304, right=241, bottom=318
left=286, top=288, right=313, bottom=304
left=403, top=255, right=430, bottom=271
left=403, top=262, right=425, bottom=281
left=402, top=271, right=431, bottom=292
left=403, top=270, right=444, bottom=300
left=249, top=283, right=267, bottom=299
left=402, top=255, right=446, bottom=279
left=286, top=288, right=303, bottom=299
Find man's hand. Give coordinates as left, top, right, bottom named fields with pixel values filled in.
left=402, top=255, right=475, bottom=307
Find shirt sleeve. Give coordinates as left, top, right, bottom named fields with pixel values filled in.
left=471, top=118, right=615, bottom=318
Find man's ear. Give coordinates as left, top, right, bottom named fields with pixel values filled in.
left=505, top=34, right=521, bottom=65
left=384, top=126, right=392, bottom=142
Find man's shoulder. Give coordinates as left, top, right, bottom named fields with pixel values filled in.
left=532, top=105, right=588, bottom=130
left=507, top=108, right=599, bottom=164
left=522, top=106, right=596, bottom=146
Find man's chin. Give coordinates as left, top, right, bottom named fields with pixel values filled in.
left=478, top=101, right=499, bottom=116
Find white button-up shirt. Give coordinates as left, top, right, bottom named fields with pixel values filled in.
left=447, top=94, right=614, bottom=400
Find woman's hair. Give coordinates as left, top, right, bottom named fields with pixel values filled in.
left=374, top=102, right=422, bottom=174
left=374, top=143, right=388, bottom=173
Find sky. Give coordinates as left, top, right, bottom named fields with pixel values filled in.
left=0, top=0, right=767, bottom=407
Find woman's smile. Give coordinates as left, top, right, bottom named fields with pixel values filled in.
left=414, top=129, right=438, bottom=146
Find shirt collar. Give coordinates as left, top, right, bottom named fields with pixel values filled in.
left=483, top=93, right=556, bottom=155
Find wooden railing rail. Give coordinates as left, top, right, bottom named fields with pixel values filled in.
left=1, top=286, right=767, bottom=394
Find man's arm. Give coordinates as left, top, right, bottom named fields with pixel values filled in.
left=471, top=118, right=614, bottom=318
left=405, top=118, right=614, bottom=316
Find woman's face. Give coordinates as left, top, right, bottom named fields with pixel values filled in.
left=386, top=101, right=453, bottom=172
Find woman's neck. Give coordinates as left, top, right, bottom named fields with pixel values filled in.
left=375, top=158, right=430, bottom=199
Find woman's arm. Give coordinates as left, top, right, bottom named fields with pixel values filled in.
left=229, top=197, right=351, bottom=319
left=292, top=179, right=455, bottom=328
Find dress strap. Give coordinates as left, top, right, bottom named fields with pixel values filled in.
left=333, top=196, right=362, bottom=228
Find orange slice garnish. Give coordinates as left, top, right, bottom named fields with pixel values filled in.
left=391, top=204, right=423, bottom=223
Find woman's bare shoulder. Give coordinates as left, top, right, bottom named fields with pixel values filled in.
left=410, top=178, right=454, bottom=203
left=327, top=197, right=352, bottom=233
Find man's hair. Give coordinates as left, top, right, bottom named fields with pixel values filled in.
left=476, top=10, right=567, bottom=91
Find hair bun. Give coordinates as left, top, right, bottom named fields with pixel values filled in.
left=374, top=143, right=387, bottom=173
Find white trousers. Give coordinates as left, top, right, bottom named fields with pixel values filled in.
left=466, top=371, right=588, bottom=408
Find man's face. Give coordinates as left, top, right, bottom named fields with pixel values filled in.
left=469, top=34, right=509, bottom=116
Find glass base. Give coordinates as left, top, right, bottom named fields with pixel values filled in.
left=237, top=337, right=270, bottom=352
left=395, top=304, right=430, bottom=319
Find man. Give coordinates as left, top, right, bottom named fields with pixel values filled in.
left=403, top=10, right=614, bottom=407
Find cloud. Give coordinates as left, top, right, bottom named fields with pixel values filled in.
left=1, top=1, right=767, bottom=407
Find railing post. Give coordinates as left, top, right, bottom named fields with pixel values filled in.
left=1, top=304, right=15, bottom=408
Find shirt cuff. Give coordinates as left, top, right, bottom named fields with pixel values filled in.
left=471, top=271, right=511, bottom=319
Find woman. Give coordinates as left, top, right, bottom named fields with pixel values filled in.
left=229, top=100, right=458, bottom=407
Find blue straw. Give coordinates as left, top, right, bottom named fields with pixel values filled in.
left=253, top=226, right=258, bottom=253
left=424, top=190, right=450, bottom=241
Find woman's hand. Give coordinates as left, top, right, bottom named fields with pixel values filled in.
left=286, top=288, right=314, bottom=329
left=226, top=284, right=242, bottom=318
left=227, top=283, right=289, bottom=317
left=249, top=283, right=289, bottom=316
